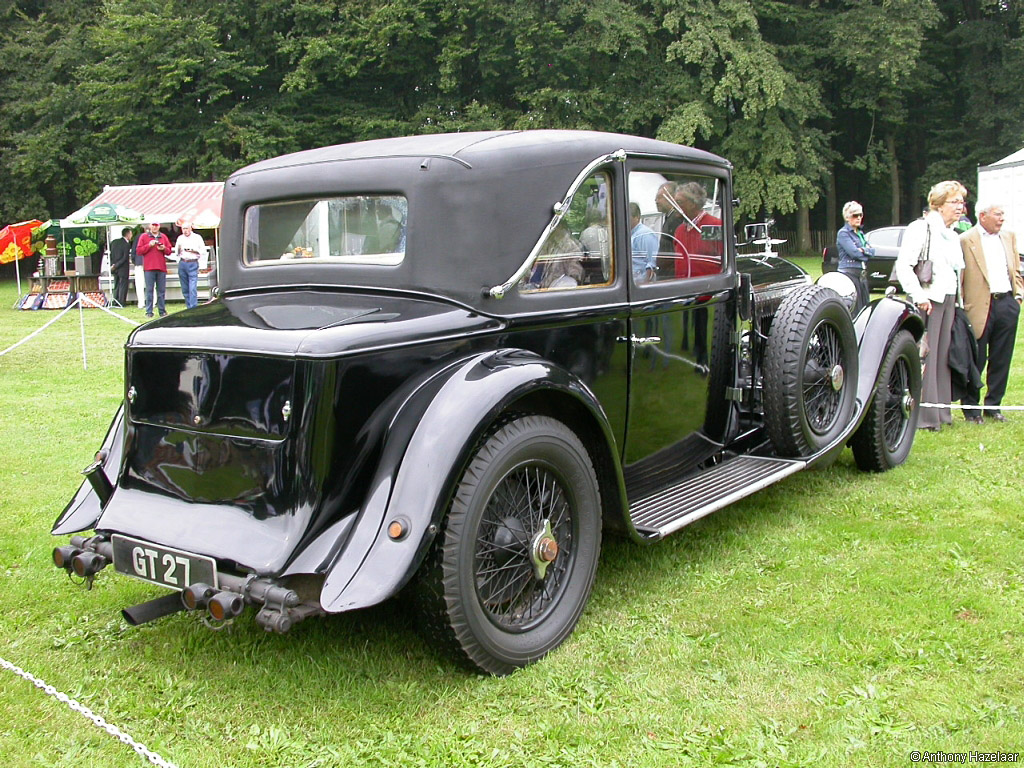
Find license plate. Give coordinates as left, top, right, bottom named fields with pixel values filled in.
left=111, top=535, right=218, bottom=590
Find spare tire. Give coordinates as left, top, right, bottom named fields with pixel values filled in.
left=764, top=284, right=858, bottom=457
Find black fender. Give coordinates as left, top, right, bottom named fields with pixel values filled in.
left=318, top=348, right=623, bottom=613
left=853, top=295, right=925, bottom=408
left=52, top=405, right=125, bottom=536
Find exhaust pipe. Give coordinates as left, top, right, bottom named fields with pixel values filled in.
left=122, top=593, right=187, bottom=626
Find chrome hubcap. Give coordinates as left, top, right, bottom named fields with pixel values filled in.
left=530, top=519, right=559, bottom=580
left=829, top=363, right=845, bottom=392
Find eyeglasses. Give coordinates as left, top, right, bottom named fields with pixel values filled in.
left=851, top=213, right=863, bottom=218
left=946, top=198, right=965, bottom=206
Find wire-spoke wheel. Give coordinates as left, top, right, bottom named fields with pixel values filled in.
left=764, top=284, right=858, bottom=457
left=851, top=329, right=921, bottom=471
left=419, top=415, right=601, bottom=675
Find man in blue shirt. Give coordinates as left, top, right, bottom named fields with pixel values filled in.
left=630, top=202, right=658, bottom=284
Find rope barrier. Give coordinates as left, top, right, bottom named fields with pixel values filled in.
left=0, top=294, right=140, bottom=367
left=0, top=300, right=82, bottom=357
left=78, top=292, right=141, bottom=326
left=920, top=402, right=1024, bottom=411
left=0, top=656, right=179, bottom=768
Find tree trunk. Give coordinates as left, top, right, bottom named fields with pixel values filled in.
left=887, top=132, right=901, bottom=225
left=826, top=164, right=837, bottom=236
left=796, top=198, right=811, bottom=253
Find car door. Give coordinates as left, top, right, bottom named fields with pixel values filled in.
left=864, top=226, right=903, bottom=288
left=621, top=163, right=736, bottom=482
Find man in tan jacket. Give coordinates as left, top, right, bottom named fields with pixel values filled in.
left=960, top=202, right=1023, bottom=422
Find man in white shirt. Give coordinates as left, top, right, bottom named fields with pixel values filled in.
left=174, top=221, right=207, bottom=310
left=959, top=202, right=1023, bottom=422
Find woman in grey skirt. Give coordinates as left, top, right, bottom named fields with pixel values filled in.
left=894, top=180, right=967, bottom=431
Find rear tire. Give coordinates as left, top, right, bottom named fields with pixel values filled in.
left=764, top=284, right=858, bottom=457
left=419, top=415, right=602, bottom=675
left=851, top=329, right=920, bottom=471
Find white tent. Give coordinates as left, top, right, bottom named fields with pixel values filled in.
left=59, top=182, right=224, bottom=306
left=977, top=149, right=1024, bottom=244
left=59, top=182, right=223, bottom=230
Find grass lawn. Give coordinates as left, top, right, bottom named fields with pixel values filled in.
left=1, top=275, right=1022, bottom=768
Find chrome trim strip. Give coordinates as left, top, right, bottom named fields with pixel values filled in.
left=487, top=149, right=627, bottom=299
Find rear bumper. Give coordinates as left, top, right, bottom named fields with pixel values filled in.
left=52, top=533, right=325, bottom=633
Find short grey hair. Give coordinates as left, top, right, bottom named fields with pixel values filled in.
left=975, top=200, right=1002, bottom=216
left=677, top=181, right=707, bottom=207
left=841, top=201, right=863, bottom=219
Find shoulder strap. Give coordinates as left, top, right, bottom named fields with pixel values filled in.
left=919, top=218, right=931, bottom=263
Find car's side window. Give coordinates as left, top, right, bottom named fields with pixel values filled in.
left=867, top=228, right=900, bottom=248
left=520, top=172, right=613, bottom=292
left=628, top=171, right=725, bottom=284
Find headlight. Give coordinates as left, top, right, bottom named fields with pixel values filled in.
left=816, top=272, right=858, bottom=311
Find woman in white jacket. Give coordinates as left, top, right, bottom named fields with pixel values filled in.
left=894, top=180, right=967, bottom=431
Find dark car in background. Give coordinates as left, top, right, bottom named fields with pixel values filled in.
left=51, top=131, right=924, bottom=675
left=822, top=226, right=906, bottom=291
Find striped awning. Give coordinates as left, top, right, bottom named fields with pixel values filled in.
left=60, top=181, right=223, bottom=229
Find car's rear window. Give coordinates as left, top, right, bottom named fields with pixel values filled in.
left=243, top=196, right=407, bottom=266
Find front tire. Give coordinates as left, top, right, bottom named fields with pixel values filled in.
left=851, top=329, right=920, bottom=471
left=420, top=415, right=602, bottom=675
left=764, top=285, right=858, bottom=457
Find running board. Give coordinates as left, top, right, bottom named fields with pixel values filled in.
left=628, top=455, right=805, bottom=540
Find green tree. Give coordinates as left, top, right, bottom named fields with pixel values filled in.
left=77, top=0, right=265, bottom=182
left=0, top=1, right=103, bottom=221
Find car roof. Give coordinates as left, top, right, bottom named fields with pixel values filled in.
left=218, top=130, right=730, bottom=308
left=231, top=130, right=727, bottom=179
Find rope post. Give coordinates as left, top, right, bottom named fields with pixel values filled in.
left=76, top=294, right=88, bottom=370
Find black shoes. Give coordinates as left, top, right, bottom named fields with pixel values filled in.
left=987, top=411, right=1007, bottom=423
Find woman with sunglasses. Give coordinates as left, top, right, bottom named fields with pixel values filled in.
left=836, top=201, right=873, bottom=312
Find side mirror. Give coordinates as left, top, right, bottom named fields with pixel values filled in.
left=701, top=224, right=723, bottom=242
left=745, top=223, right=768, bottom=242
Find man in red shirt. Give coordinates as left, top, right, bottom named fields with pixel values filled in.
left=672, top=182, right=723, bottom=279
left=137, top=221, right=172, bottom=317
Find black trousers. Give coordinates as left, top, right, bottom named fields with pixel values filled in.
left=964, top=293, right=1020, bottom=411
left=112, top=267, right=130, bottom=306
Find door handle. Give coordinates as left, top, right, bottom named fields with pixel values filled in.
left=617, top=335, right=662, bottom=346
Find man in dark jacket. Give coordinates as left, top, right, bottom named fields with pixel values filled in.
left=109, top=227, right=132, bottom=307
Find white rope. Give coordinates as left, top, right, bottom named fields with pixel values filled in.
left=0, top=293, right=140, bottom=361
left=78, top=291, right=141, bottom=327
left=920, top=402, right=1024, bottom=411
left=0, top=300, right=81, bottom=356
left=0, top=656, right=179, bottom=768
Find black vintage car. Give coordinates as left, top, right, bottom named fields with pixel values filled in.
left=52, top=131, right=924, bottom=675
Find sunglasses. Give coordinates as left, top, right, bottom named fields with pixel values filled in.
left=851, top=213, right=863, bottom=218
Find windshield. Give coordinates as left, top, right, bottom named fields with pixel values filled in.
left=243, top=195, right=407, bottom=266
